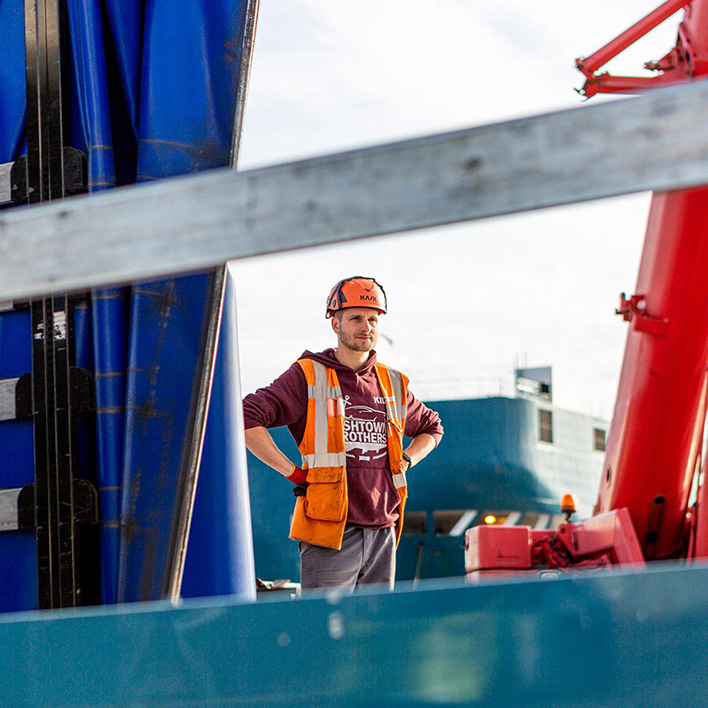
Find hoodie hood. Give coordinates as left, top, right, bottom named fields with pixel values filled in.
left=299, top=347, right=378, bottom=374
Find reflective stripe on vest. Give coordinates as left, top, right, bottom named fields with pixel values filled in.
left=384, top=367, right=408, bottom=423
left=302, top=361, right=347, bottom=469
left=374, top=362, right=408, bottom=490
left=391, top=472, right=407, bottom=489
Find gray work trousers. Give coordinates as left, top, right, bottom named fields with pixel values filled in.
left=299, top=525, right=396, bottom=592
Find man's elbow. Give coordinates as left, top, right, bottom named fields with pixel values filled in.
left=244, top=425, right=266, bottom=450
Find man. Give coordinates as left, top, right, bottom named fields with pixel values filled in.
left=243, top=276, right=443, bottom=591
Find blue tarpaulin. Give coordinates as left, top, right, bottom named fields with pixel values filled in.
left=0, top=0, right=255, bottom=609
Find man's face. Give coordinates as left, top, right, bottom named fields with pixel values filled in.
left=332, top=307, right=380, bottom=352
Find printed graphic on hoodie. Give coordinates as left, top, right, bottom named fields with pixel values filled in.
left=343, top=396, right=387, bottom=462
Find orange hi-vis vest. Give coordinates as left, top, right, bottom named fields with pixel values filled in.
left=289, top=358, right=409, bottom=550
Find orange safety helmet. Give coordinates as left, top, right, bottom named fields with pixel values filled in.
left=325, top=276, right=387, bottom=318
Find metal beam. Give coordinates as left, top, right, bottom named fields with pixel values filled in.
left=0, top=163, right=11, bottom=205
left=0, top=378, right=20, bottom=421
left=3, top=79, right=708, bottom=300
left=0, top=489, right=21, bottom=532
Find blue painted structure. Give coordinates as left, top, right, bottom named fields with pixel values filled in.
left=0, top=0, right=256, bottom=610
left=0, top=309, right=36, bottom=612
left=248, top=396, right=607, bottom=583
left=0, top=561, right=702, bottom=707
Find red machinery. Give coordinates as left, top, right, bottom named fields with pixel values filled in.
left=467, top=0, right=708, bottom=576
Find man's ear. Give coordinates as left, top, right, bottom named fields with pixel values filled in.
left=331, top=317, right=340, bottom=335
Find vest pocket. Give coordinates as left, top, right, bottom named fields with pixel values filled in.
left=304, top=466, right=346, bottom=522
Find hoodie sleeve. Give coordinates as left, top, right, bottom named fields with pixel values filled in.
left=242, top=363, right=308, bottom=431
left=404, top=389, right=443, bottom=445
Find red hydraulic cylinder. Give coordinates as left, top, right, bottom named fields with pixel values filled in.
left=596, top=188, right=708, bottom=559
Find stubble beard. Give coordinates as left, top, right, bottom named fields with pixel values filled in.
left=339, top=331, right=377, bottom=353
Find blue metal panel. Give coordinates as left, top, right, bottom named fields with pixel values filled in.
left=119, top=274, right=212, bottom=602
left=136, top=0, right=247, bottom=179
left=1, top=0, right=256, bottom=608
left=0, top=310, right=36, bottom=611
left=0, top=562, right=705, bottom=707
left=63, top=0, right=131, bottom=605
left=66, top=0, right=116, bottom=190
left=182, top=270, right=256, bottom=600
left=408, top=398, right=551, bottom=510
left=119, top=0, right=255, bottom=602
left=0, top=0, right=25, bottom=162
left=90, top=288, right=129, bottom=604
left=102, top=0, right=142, bottom=138
left=0, top=3, right=34, bottom=612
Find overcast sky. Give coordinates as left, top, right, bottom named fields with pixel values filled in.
left=232, top=0, right=681, bottom=419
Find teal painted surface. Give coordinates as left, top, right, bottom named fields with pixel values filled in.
left=408, top=398, right=550, bottom=509
left=0, top=561, right=703, bottom=706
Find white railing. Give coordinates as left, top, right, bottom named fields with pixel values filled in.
left=1, top=79, right=708, bottom=299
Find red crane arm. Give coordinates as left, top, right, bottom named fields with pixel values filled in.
left=597, top=189, right=708, bottom=559
left=592, top=0, right=708, bottom=560
left=465, top=0, right=708, bottom=574
left=575, top=0, right=708, bottom=98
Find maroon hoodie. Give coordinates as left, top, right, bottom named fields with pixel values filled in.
left=243, top=348, right=443, bottom=528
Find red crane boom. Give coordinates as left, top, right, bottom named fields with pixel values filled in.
left=466, top=0, right=708, bottom=575
left=597, top=189, right=708, bottom=559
